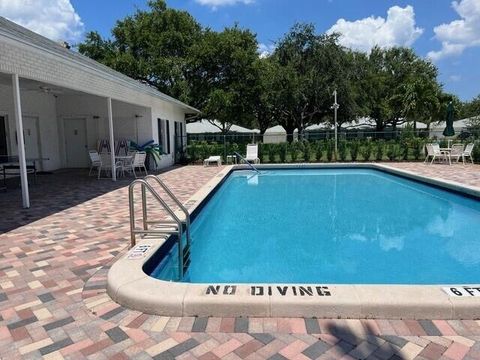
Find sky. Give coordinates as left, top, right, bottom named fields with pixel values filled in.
left=1, top=0, right=479, bottom=101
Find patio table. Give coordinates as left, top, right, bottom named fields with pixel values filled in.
left=115, top=155, right=133, bottom=177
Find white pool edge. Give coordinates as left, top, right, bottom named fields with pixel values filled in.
left=107, top=163, right=480, bottom=319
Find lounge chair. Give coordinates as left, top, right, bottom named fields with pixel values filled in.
left=461, top=143, right=475, bottom=164
left=244, top=144, right=260, bottom=164
left=424, top=144, right=450, bottom=165
left=203, top=156, right=222, bottom=166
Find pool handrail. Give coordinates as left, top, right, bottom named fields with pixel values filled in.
left=144, top=175, right=191, bottom=248
left=128, top=178, right=186, bottom=280
left=234, top=152, right=261, bottom=173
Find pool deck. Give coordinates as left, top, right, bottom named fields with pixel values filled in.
left=1, top=163, right=480, bottom=359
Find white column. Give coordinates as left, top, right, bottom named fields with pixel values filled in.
left=12, top=74, right=30, bottom=208
left=107, top=97, right=116, bottom=181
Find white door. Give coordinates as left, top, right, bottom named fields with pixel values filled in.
left=23, top=116, right=41, bottom=160
left=64, top=118, right=88, bottom=168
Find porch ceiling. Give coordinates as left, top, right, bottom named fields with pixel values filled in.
left=0, top=72, right=85, bottom=96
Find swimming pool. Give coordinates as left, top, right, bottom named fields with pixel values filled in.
left=148, top=168, right=480, bottom=285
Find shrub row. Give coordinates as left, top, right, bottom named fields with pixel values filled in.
left=186, top=139, right=480, bottom=164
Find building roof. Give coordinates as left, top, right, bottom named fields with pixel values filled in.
left=0, top=16, right=200, bottom=114
left=187, top=120, right=259, bottom=134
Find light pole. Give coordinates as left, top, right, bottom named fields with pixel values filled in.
left=331, top=90, right=340, bottom=157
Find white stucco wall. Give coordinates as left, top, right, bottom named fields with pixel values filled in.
left=0, top=83, right=60, bottom=171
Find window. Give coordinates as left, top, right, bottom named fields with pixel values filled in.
left=157, top=118, right=164, bottom=153
left=157, top=118, right=171, bottom=155
left=165, top=119, right=171, bottom=154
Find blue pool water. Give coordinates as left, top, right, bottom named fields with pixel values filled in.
left=149, top=168, right=480, bottom=284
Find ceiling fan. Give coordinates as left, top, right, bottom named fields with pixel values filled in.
left=38, top=85, right=64, bottom=95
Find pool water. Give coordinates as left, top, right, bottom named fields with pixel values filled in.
left=149, top=169, right=480, bottom=284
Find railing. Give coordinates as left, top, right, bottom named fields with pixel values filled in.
left=128, top=177, right=190, bottom=280
left=234, top=152, right=261, bottom=173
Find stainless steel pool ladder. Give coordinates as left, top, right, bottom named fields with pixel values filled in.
left=128, top=175, right=191, bottom=279
left=234, top=152, right=261, bottom=173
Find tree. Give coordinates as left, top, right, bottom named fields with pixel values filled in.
left=271, top=24, right=362, bottom=140
left=251, top=57, right=279, bottom=134
left=187, top=26, right=259, bottom=133
left=79, top=0, right=202, bottom=104
left=362, top=47, right=443, bottom=132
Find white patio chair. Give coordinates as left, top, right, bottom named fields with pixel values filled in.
left=244, top=144, right=260, bottom=164
left=203, top=156, right=222, bottom=167
left=124, top=151, right=148, bottom=178
left=449, top=144, right=465, bottom=163
left=98, top=153, right=124, bottom=179
left=461, top=143, right=475, bottom=164
left=88, top=150, right=102, bottom=177
left=424, top=144, right=450, bottom=165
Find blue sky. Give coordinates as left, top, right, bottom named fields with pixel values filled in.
left=3, top=0, right=479, bottom=100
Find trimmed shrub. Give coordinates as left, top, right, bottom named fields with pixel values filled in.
left=350, top=141, right=360, bottom=161
left=268, top=145, right=276, bottom=163
left=303, top=140, right=311, bottom=162
left=387, top=143, right=399, bottom=161
left=401, top=140, right=409, bottom=160
left=291, top=142, right=299, bottom=162
left=280, top=143, right=288, bottom=163
left=412, top=138, right=423, bottom=160
left=316, top=141, right=323, bottom=162
left=375, top=141, right=384, bottom=161
left=361, top=142, right=372, bottom=161
left=326, top=140, right=334, bottom=162
left=338, top=140, right=347, bottom=161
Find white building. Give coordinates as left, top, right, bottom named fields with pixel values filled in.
left=0, top=17, right=200, bottom=207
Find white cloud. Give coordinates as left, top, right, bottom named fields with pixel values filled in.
left=327, top=5, right=423, bottom=53
left=427, top=0, right=480, bottom=61
left=195, top=0, right=254, bottom=10
left=258, top=43, right=275, bottom=58
left=0, top=0, right=84, bottom=42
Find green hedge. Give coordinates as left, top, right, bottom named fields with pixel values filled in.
left=186, top=138, right=479, bottom=164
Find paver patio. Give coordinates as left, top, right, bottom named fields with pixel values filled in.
left=1, top=163, right=480, bottom=359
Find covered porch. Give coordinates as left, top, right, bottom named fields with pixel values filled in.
left=0, top=73, right=162, bottom=208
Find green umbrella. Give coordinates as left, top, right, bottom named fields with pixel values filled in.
left=443, top=102, right=455, bottom=137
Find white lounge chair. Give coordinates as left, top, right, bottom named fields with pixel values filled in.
left=203, top=156, right=222, bottom=167
left=244, top=144, right=260, bottom=164
left=124, top=151, right=148, bottom=178
left=461, top=143, right=475, bottom=164
left=424, top=144, right=450, bottom=165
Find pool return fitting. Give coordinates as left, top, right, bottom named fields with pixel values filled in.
left=128, top=175, right=191, bottom=280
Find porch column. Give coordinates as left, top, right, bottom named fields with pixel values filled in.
left=12, top=74, right=30, bottom=208
left=107, top=97, right=116, bottom=181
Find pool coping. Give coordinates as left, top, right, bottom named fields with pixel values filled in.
left=107, top=163, right=480, bottom=319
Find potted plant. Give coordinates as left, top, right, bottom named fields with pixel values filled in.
left=129, top=140, right=164, bottom=170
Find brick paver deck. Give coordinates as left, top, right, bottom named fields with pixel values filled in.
left=1, top=163, right=480, bottom=359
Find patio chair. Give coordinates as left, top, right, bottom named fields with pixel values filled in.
left=98, top=153, right=124, bottom=179
left=424, top=144, right=450, bottom=165
left=244, top=144, right=260, bottom=164
left=88, top=150, right=102, bottom=178
left=461, top=143, right=475, bottom=164
left=124, top=151, right=148, bottom=178
left=203, top=156, right=222, bottom=167
left=449, top=144, right=465, bottom=163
